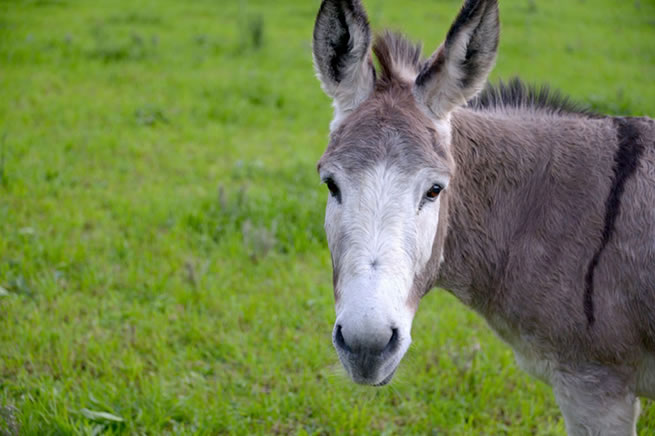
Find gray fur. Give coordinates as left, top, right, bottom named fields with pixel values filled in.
left=313, top=0, right=655, bottom=432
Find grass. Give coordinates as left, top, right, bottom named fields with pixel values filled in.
left=0, top=0, right=654, bottom=434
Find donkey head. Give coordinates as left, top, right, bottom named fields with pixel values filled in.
left=313, top=0, right=499, bottom=385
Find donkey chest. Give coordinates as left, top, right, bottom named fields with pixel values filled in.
left=512, top=348, right=558, bottom=385
left=486, top=314, right=655, bottom=396
left=485, top=314, right=557, bottom=384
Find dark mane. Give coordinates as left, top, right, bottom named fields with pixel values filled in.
left=372, top=33, right=596, bottom=118
left=468, top=77, right=598, bottom=117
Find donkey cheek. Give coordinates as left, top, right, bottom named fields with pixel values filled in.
left=332, top=266, right=340, bottom=303
left=405, top=290, right=422, bottom=314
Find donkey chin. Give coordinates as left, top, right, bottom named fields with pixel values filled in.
left=332, top=288, right=414, bottom=386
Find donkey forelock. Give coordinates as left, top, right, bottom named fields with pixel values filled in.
left=373, top=31, right=424, bottom=86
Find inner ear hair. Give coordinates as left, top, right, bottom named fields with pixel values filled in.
left=312, top=0, right=374, bottom=95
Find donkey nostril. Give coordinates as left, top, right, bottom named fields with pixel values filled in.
left=383, top=328, right=399, bottom=354
left=335, top=324, right=352, bottom=353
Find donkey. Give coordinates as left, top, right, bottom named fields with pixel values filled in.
left=312, top=0, right=655, bottom=434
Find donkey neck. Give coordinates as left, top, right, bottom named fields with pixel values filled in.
left=435, top=107, right=611, bottom=311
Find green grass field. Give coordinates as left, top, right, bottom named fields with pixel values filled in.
left=1, top=0, right=654, bottom=434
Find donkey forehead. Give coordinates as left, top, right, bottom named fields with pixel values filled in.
left=319, top=90, right=453, bottom=175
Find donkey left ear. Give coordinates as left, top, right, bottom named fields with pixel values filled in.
left=313, top=0, right=376, bottom=129
left=414, top=0, right=499, bottom=119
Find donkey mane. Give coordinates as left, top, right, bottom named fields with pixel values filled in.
left=469, top=77, right=598, bottom=118
left=372, top=32, right=596, bottom=118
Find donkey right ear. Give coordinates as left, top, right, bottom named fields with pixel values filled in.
left=313, top=0, right=376, bottom=129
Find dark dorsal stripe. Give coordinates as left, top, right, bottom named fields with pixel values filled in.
left=584, top=117, right=644, bottom=326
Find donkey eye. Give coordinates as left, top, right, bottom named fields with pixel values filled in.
left=425, top=183, right=443, bottom=200
left=325, top=177, right=341, bottom=201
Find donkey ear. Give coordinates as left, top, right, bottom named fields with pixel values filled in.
left=414, top=0, right=499, bottom=119
left=313, top=0, right=376, bottom=127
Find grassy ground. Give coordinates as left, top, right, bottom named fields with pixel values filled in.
left=1, top=0, right=654, bottom=434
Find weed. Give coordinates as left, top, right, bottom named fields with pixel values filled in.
left=0, top=405, right=19, bottom=436
left=244, top=14, right=264, bottom=50
left=184, top=162, right=325, bottom=257
left=241, top=219, right=277, bottom=262
left=238, top=0, right=265, bottom=50
left=134, top=105, right=169, bottom=126
left=106, top=13, right=162, bottom=26
left=88, top=28, right=157, bottom=62
left=0, top=133, right=6, bottom=187
left=526, top=0, right=537, bottom=13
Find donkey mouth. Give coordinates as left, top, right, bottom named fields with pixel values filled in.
left=372, top=368, right=397, bottom=386
left=339, top=351, right=402, bottom=386
left=346, top=360, right=399, bottom=386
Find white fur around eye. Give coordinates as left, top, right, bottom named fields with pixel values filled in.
left=415, top=196, right=440, bottom=270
